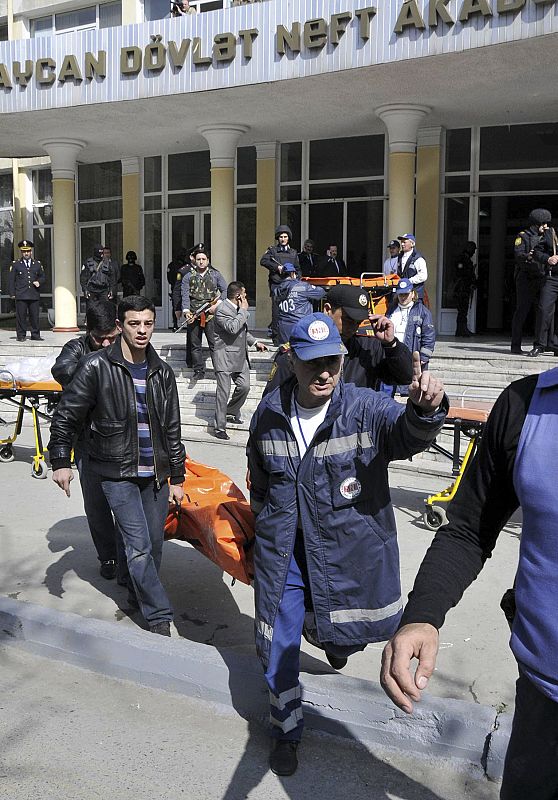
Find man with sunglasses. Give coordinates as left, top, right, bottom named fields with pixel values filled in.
left=52, top=300, right=121, bottom=580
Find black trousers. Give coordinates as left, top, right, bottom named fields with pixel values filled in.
left=511, top=273, right=543, bottom=349
left=500, top=673, right=558, bottom=800
left=15, top=299, right=40, bottom=339
left=534, top=275, right=558, bottom=349
left=188, top=317, right=215, bottom=372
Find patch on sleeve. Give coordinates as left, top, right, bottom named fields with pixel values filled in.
left=514, top=237, right=523, bottom=246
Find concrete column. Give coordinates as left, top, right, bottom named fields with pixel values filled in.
left=40, top=139, right=85, bottom=331
left=198, top=124, right=249, bottom=283
left=376, top=104, right=430, bottom=240
left=416, top=126, right=443, bottom=314
left=121, top=0, right=142, bottom=24
left=255, top=141, right=277, bottom=329
left=122, top=158, right=140, bottom=261
left=12, top=160, right=24, bottom=247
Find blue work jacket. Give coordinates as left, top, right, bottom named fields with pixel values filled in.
left=247, top=378, right=447, bottom=668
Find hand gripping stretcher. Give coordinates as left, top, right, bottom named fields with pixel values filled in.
left=0, top=372, right=62, bottom=479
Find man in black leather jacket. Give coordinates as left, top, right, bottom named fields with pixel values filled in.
left=49, top=296, right=185, bottom=637
left=51, top=300, right=121, bottom=581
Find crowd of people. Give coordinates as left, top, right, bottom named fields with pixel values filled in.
left=5, top=211, right=553, bottom=791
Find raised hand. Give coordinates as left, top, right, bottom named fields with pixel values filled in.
left=368, top=314, right=395, bottom=344
left=408, top=352, right=444, bottom=413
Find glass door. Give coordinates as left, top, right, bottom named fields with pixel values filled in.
left=167, top=210, right=210, bottom=327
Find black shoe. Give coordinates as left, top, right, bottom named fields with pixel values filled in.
left=31, top=336, right=45, bottom=341
left=269, top=740, right=299, bottom=776
left=192, top=370, right=205, bottom=380
left=325, top=650, right=348, bottom=670
left=528, top=347, right=544, bottom=357
left=455, top=330, right=471, bottom=338
left=510, top=346, right=523, bottom=355
left=100, top=559, right=117, bottom=579
left=226, top=414, right=244, bottom=425
left=213, top=429, right=230, bottom=440
left=149, top=621, right=171, bottom=636
left=16, top=337, right=26, bottom=342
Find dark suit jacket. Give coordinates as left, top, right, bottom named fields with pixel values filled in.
left=315, top=255, right=348, bottom=277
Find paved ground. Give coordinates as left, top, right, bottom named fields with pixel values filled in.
left=0, top=425, right=520, bottom=712
left=0, top=643, right=500, bottom=800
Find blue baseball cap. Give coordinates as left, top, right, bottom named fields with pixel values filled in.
left=289, top=313, right=348, bottom=361
left=398, top=233, right=416, bottom=243
left=283, top=262, right=297, bottom=273
left=396, top=278, right=414, bottom=294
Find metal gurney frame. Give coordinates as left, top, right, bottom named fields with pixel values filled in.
left=0, top=373, right=63, bottom=479
left=422, top=395, right=493, bottom=531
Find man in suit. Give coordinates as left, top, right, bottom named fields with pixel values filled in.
left=8, top=239, right=46, bottom=341
left=298, top=239, right=318, bottom=277
left=316, top=244, right=348, bottom=277
left=212, top=281, right=267, bottom=441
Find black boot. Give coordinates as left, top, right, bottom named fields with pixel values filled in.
left=269, top=740, right=299, bottom=776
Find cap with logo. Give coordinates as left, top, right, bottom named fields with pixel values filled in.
left=190, top=243, right=207, bottom=257
left=326, top=285, right=370, bottom=321
left=283, top=262, right=297, bottom=273
left=387, top=239, right=400, bottom=249
left=289, top=313, right=348, bottom=361
left=397, top=233, right=416, bottom=243
left=396, top=278, right=414, bottom=294
left=18, top=239, right=34, bottom=250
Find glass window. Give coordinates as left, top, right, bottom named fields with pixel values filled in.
left=199, top=0, right=223, bottom=10
left=31, top=228, right=53, bottom=294
left=280, top=143, right=302, bottom=183
left=280, top=186, right=301, bottom=202
left=236, top=207, right=256, bottom=302
left=144, top=196, right=162, bottom=211
left=78, top=162, right=121, bottom=201
left=237, top=146, right=256, bottom=186
left=56, top=7, right=96, bottom=31
left=480, top=123, right=558, bottom=171
left=442, top=197, right=470, bottom=308
left=445, top=129, right=471, bottom=173
left=237, top=188, right=256, bottom=204
left=33, top=170, right=53, bottom=205
left=144, top=156, right=162, bottom=194
left=33, top=206, right=53, bottom=226
left=30, top=16, right=53, bottom=37
left=479, top=172, right=558, bottom=193
left=99, top=1, right=122, bottom=28
left=445, top=176, right=470, bottom=194
left=309, top=180, right=384, bottom=200
left=143, top=214, right=163, bottom=305
left=168, top=151, right=210, bottom=191
left=145, top=0, right=171, bottom=21
left=308, top=204, right=343, bottom=261
left=346, top=201, right=384, bottom=278
left=279, top=205, right=301, bottom=249
left=168, top=192, right=211, bottom=209
left=0, top=24, right=8, bottom=41
left=105, top=221, right=123, bottom=264
left=79, top=200, right=122, bottom=222
left=309, top=136, right=384, bottom=180
left=0, top=208, right=14, bottom=312
left=0, top=173, right=13, bottom=208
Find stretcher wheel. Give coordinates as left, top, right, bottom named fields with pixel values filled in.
left=31, top=461, right=48, bottom=479
left=0, top=445, right=14, bottom=462
left=423, top=505, right=448, bottom=531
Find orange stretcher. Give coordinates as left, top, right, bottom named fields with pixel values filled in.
left=423, top=395, right=493, bottom=530
left=0, top=376, right=62, bottom=478
left=164, top=458, right=255, bottom=584
left=303, top=272, right=399, bottom=317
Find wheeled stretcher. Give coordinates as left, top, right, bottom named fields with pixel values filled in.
left=303, top=272, right=400, bottom=317
left=0, top=375, right=62, bottom=478
left=423, top=397, right=492, bottom=531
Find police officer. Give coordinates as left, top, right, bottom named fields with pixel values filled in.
left=8, top=240, right=46, bottom=342
left=260, top=225, right=300, bottom=345
left=273, top=263, right=326, bottom=343
left=453, top=241, right=477, bottom=338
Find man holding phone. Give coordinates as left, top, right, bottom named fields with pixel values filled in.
left=212, top=281, right=267, bottom=440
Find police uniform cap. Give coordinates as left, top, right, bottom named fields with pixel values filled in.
left=326, top=285, right=370, bottom=321
left=18, top=239, right=34, bottom=249
left=189, top=242, right=206, bottom=257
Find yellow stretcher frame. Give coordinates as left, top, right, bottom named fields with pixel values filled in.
left=0, top=377, right=63, bottom=479
left=423, top=404, right=490, bottom=531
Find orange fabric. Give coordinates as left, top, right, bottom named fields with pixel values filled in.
left=0, top=379, right=62, bottom=392
left=164, top=458, right=255, bottom=585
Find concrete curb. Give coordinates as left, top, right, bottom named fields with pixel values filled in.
left=0, top=596, right=507, bottom=780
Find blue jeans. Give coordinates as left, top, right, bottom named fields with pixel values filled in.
left=101, top=478, right=172, bottom=625
left=75, top=444, right=118, bottom=564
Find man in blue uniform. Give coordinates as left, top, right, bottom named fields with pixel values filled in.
left=248, top=312, right=447, bottom=776
left=8, top=240, right=46, bottom=342
left=273, top=263, right=326, bottom=343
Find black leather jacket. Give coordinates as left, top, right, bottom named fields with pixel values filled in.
left=48, top=336, right=185, bottom=485
left=51, top=335, right=94, bottom=389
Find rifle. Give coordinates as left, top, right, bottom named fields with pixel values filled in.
left=173, top=299, right=214, bottom=334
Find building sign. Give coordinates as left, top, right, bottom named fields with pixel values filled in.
left=0, top=0, right=555, bottom=109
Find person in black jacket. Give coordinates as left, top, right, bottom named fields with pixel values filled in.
left=120, top=251, right=146, bottom=297
left=381, top=370, right=558, bottom=799
left=314, top=243, right=348, bottom=278
left=48, top=296, right=186, bottom=637
left=264, top=284, right=414, bottom=395
left=527, top=211, right=558, bottom=357
left=260, top=225, right=300, bottom=345
left=512, top=209, right=550, bottom=354
left=8, top=239, right=46, bottom=341
left=51, top=300, right=121, bottom=580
